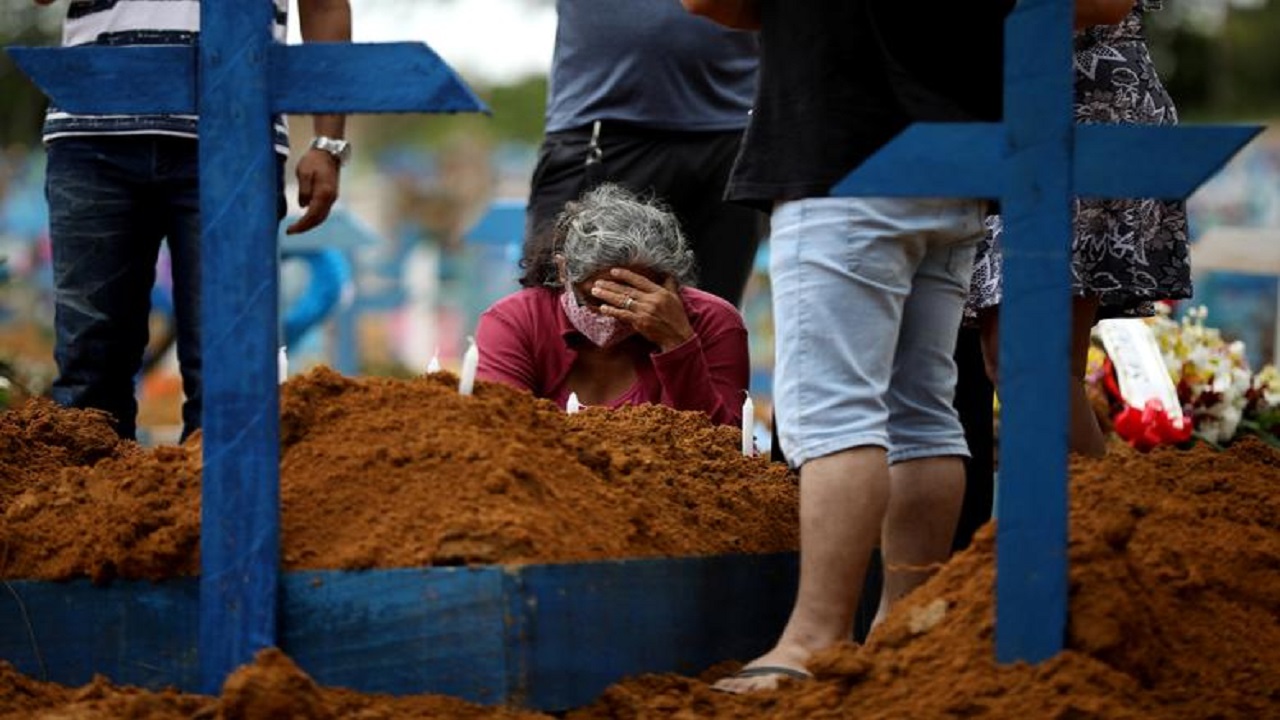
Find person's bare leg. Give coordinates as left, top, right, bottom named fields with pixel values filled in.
left=978, top=308, right=1000, bottom=386
left=713, top=445, right=889, bottom=693
left=977, top=301, right=1105, bottom=457
left=871, top=455, right=966, bottom=630
left=1069, top=296, right=1106, bottom=457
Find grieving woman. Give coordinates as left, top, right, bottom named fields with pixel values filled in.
left=475, top=184, right=749, bottom=427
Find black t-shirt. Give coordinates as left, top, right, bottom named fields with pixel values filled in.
left=727, top=0, right=1012, bottom=207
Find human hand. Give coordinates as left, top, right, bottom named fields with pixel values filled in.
left=592, top=269, right=694, bottom=352
left=286, top=149, right=340, bottom=235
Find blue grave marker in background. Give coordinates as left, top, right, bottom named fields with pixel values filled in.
left=8, top=0, right=485, bottom=692
left=278, top=209, right=382, bottom=375
left=835, top=0, right=1259, bottom=663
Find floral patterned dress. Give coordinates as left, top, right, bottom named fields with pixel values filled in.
left=967, top=1, right=1190, bottom=319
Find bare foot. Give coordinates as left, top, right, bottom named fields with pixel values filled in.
left=711, top=645, right=814, bottom=694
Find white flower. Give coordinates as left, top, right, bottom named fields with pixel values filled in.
left=1197, top=418, right=1225, bottom=445
left=1256, top=366, right=1280, bottom=408
left=1187, top=345, right=1212, bottom=367
left=1220, top=405, right=1243, bottom=440
left=1096, top=305, right=1280, bottom=445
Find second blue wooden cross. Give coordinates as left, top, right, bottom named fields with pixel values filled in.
left=8, top=0, right=486, bottom=693
left=835, top=0, right=1259, bottom=663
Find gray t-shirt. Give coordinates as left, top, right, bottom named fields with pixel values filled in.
left=545, top=0, right=758, bottom=133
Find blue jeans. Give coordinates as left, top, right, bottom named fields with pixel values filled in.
left=770, top=197, right=985, bottom=468
left=46, top=136, right=202, bottom=441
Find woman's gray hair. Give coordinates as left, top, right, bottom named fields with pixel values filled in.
left=543, top=184, right=697, bottom=289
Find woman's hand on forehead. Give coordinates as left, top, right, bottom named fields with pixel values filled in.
left=592, top=269, right=693, bottom=353
left=588, top=268, right=673, bottom=310
left=585, top=265, right=666, bottom=286
left=600, top=267, right=666, bottom=292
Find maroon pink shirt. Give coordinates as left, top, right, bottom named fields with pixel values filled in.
left=475, top=286, right=749, bottom=427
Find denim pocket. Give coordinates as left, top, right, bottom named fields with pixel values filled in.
left=828, top=200, right=917, bottom=294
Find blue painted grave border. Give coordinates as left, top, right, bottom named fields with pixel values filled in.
left=0, top=553, right=796, bottom=711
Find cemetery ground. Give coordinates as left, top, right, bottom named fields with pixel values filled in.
left=1, top=369, right=1277, bottom=719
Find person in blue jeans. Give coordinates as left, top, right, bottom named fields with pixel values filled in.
left=686, top=0, right=1010, bottom=692
left=35, top=0, right=351, bottom=441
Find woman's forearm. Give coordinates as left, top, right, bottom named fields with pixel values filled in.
left=651, top=328, right=749, bottom=427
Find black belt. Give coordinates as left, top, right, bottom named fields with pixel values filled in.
left=548, top=120, right=737, bottom=140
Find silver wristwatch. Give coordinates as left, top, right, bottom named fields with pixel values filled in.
left=310, top=136, right=351, bottom=167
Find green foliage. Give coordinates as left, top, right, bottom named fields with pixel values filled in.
left=1237, top=417, right=1280, bottom=449
left=0, top=4, right=60, bottom=148
left=355, top=74, right=547, bottom=156
left=1148, top=1, right=1280, bottom=120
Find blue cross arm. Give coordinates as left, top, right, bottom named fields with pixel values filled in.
left=6, top=46, right=195, bottom=114
left=1074, top=124, right=1261, bottom=199
left=830, top=123, right=1006, bottom=199
left=6, top=42, right=486, bottom=115
left=831, top=121, right=1262, bottom=201
left=271, top=44, right=487, bottom=114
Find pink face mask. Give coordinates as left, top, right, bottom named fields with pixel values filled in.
left=560, top=290, right=635, bottom=349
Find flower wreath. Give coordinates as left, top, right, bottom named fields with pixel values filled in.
left=1086, top=304, right=1280, bottom=451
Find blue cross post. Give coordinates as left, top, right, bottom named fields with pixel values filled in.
left=9, top=1, right=485, bottom=691
left=833, top=0, right=1259, bottom=663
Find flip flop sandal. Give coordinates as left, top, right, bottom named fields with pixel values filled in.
left=712, top=664, right=814, bottom=694
left=731, top=665, right=813, bottom=681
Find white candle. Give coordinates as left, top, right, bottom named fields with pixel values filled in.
left=278, top=346, right=288, bottom=385
left=567, top=392, right=581, bottom=414
left=458, top=336, right=478, bottom=396
left=741, top=392, right=754, bottom=456
left=426, top=351, right=441, bottom=374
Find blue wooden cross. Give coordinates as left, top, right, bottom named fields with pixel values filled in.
left=835, top=0, right=1259, bottom=663
left=8, top=1, right=485, bottom=692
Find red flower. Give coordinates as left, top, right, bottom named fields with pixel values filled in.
left=1113, top=399, right=1194, bottom=452
left=1102, top=358, right=1122, bottom=402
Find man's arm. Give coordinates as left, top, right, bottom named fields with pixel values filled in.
left=681, top=0, right=761, bottom=31
left=288, top=0, right=352, bottom=234
left=1075, top=0, right=1135, bottom=28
